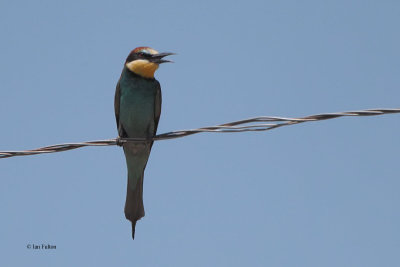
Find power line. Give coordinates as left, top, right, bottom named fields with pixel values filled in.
left=1, top=108, right=399, bottom=159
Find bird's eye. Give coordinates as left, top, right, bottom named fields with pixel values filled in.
left=138, top=52, right=147, bottom=57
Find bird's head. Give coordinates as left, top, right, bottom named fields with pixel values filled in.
left=125, top=47, right=174, bottom=79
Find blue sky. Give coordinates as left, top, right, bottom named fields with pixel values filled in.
left=0, top=0, right=399, bottom=266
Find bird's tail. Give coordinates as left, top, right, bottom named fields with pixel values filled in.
left=123, top=142, right=151, bottom=240
left=124, top=173, right=145, bottom=240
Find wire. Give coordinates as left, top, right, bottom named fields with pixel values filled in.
left=1, top=108, right=399, bottom=159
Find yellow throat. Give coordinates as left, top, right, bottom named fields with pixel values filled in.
left=126, top=60, right=159, bottom=79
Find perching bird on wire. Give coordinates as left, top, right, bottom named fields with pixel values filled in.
left=114, top=47, right=173, bottom=239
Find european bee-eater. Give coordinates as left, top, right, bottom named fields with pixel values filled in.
left=114, top=47, right=173, bottom=239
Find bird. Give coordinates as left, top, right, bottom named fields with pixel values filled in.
left=114, top=47, right=173, bottom=239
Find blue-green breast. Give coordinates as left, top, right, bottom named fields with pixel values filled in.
left=119, top=67, right=159, bottom=138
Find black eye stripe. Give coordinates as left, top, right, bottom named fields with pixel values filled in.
left=125, top=51, right=152, bottom=63
left=138, top=52, right=152, bottom=58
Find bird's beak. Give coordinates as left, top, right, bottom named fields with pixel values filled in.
left=150, top=52, right=175, bottom=64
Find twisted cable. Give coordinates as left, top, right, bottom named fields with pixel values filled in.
left=1, top=108, right=399, bottom=159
